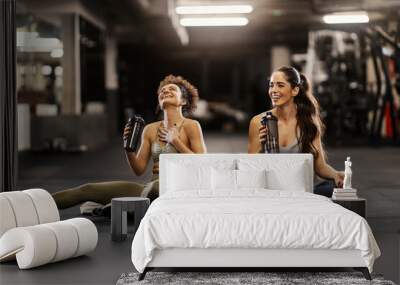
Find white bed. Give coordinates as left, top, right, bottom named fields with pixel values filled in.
left=131, top=154, right=380, bottom=280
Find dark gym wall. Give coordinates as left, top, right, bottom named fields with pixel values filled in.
left=0, top=0, right=17, bottom=192
left=118, top=45, right=272, bottom=128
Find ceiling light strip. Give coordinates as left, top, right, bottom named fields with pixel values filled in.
left=323, top=11, right=369, bottom=24
left=176, top=5, right=253, bottom=15
left=180, top=17, right=249, bottom=27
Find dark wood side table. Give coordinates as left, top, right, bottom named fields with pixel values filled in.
left=331, top=198, right=366, bottom=218
left=111, top=197, right=150, bottom=242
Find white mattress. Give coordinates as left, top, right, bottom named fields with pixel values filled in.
left=131, top=190, right=380, bottom=273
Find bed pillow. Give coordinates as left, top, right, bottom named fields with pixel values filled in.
left=211, top=169, right=268, bottom=190
left=237, top=158, right=310, bottom=192
left=211, top=168, right=237, bottom=190
left=236, top=169, right=267, bottom=189
left=167, top=162, right=212, bottom=191
left=266, top=161, right=308, bottom=191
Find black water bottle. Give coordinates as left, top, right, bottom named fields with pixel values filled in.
left=124, top=115, right=145, bottom=152
left=261, top=111, right=279, bottom=153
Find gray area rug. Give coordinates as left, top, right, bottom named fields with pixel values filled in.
left=117, top=272, right=396, bottom=285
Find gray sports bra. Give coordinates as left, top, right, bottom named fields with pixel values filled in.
left=280, top=138, right=301, bottom=153
left=279, top=138, right=322, bottom=185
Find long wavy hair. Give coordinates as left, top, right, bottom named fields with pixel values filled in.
left=276, top=66, right=325, bottom=159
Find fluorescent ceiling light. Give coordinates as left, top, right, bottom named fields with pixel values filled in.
left=323, top=11, right=369, bottom=24
left=176, top=5, right=253, bottom=14
left=180, top=17, right=248, bottom=27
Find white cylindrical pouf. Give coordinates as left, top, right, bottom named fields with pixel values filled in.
left=1, top=192, right=39, bottom=227
left=67, top=218, right=98, bottom=257
left=0, top=196, right=17, bottom=237
left=42, top=221, right=79, bottom=262
left=0, top=226, right=57, bottom=269
left=23, top=189, right=59, bottom=224
left=0, top=218, right=97, bottom=269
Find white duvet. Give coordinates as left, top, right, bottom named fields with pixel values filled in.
left=131, top=190, right=380, bottom=273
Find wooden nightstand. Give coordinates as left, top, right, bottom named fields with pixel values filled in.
left=331, top=198, right=366, bottom=218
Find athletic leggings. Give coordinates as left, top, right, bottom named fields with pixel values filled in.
left=52, top=175, right=159, bottom=209
left=313, top=180, right=335, bottom=198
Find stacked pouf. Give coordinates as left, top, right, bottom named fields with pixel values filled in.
left=0, top=189, right=98, bottom=269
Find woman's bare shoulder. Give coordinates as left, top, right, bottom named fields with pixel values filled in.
left=143, top=121, right=161, bottom=137
left=145, top=121, right=161, bottom=129
left=250, top=112, right=264, bottom=124
left=182, top=119, right=203, bottom=135
left=184, top=118, right=202, bottom=128
left=250, top=109, right=276, bottom=123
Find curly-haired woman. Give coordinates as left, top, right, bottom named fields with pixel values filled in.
left=248, top=66, right=344, bottom=197
left=53, top=75, right=207, bottom=210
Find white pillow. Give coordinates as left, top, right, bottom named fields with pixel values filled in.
left=266, top=161, right=307, bottom=191
left=211, top=169, right=268, bottom=191
left=237, top=158, right=310, bottom=192
left=167, top=162, right=211, bottom=191
left=211, top=168, right=237, bottom=190
left=236, top=169, right=267, bottom=189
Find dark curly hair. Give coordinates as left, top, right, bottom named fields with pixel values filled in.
left=276, top=66, right=325, bottom=159
left=157, top=75, right=199, bottom=115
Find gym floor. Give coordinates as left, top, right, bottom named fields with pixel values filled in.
left=1, top=133, right=399, bottom=284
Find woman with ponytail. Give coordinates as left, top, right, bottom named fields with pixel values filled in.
left=248, top=66, right=344, bottom=197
